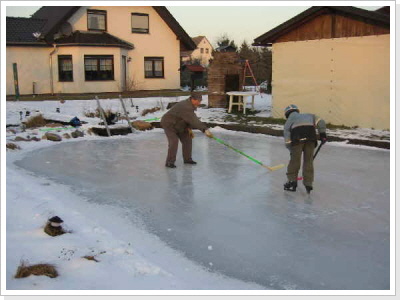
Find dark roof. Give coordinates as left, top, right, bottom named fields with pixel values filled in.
left=31, top=7, right=80, bottom=42
left=9, top=6, right=195, bottom=50
left=183, top=64, right=206, bottom=72
left=6, top=17, right=49, bottom=45
left=55, top=31, right=134, bottom=49
left=375, top=6, right=390, bottom=15
left=215, top=45, right=237, bottom=52
left=192, top=36, right=205, bottom=46
left=253, top=6, right=390, bottom=46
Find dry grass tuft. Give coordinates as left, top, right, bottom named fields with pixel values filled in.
left=141, top=107, right=160, bottom=116
left=7, top=143, right=21, bottom=150
left=24, top=114, right=47, bottom=128
left=46, top=123, right=64, bottom=128
left=83, top=256, right=99, bottom=262
left=44, top=222, right=66, bottom=237
left=15, top=261, right=58, bottom=279
left=132, top=120, right=153, bottom=131
left=84, top=108, right=115, bottom=119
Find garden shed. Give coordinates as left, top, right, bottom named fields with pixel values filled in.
left=180, top=64, right=206, bottom=91
left=253, top=6, right=390, bottom=130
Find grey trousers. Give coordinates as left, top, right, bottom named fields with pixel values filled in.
left=287, top=141, right=315, bottom=186
left=163, top=127, right=192, bottom=164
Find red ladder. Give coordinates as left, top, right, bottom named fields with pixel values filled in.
left=242, top=60, right=260, bottom=94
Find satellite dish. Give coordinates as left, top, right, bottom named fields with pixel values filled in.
left=32, top=32, right=42, bottom=39
left=60, top=22, right=72, bottom=36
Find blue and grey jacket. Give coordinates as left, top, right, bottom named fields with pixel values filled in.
left=283, top=111, right=326, bottom=149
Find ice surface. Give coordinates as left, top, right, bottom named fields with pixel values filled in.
left=14, top=129, right=390, bottom=290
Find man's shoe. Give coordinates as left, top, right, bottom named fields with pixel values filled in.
left=284, top=181, right=297, bottom=192
left=305, top=186, right=313, bottom=194
left=165, top=162, right=176, bottom=168
left=184, top=160, right=197, bottom=165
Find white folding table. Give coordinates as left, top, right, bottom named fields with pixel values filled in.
left=226, top=91, right=258, bottom=114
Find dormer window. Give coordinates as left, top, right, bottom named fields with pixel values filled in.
left=132, top=13, right=149, bottom=33
left=87, top=9, right=107, bottom=31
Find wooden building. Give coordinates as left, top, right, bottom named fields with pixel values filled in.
left=253, top=6, right=390, bottom=130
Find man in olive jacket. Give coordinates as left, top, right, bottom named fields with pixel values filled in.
left=161, top=92, right=213, bottom=168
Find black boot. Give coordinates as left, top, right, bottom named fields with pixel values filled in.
left=184, top=160, right=197, bottom=165
left=284, top=181, right=297, bottom=192
left=165, top=162, right=176, bottom=168
left=305, top=186, right=313, bottom=194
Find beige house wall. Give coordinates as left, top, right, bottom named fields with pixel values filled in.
left=6, top=6, right=181, bottom=95
left=272, top=34, right=390, bottom=130
left=68, top=6, right=180, bottom=91
left=189, top=37, right=213, bottom=66
left=54, top=46, right=129, bottom=94
left=6, top=46, right=52, bottom=95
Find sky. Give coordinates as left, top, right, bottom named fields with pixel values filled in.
left=4, top=2, right=383, bottom=47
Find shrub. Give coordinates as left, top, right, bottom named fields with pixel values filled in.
left=6, top=143, right=21, bottom=150
left=15, top=261, right=58, bottom=279
left=24, top=114, right=47, bottom=128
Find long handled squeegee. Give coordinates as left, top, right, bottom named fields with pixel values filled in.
left=212, top=137, right=284, bottom=171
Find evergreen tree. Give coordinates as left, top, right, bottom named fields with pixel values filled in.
left=215, top=33, right=237, bottom=51
left=259, top=47, right=272, bottom=93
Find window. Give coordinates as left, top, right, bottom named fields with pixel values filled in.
left=206, top=48, right=209, bottom=54
left=84, top=55, right=114, bottom=81
left=58, top=55, right=73, bottom=82
left=144, top=57, right=164, bottom=78
left=200, top=48, right=204, bottom=54
left=132, top=13, right=149, bottom=33
left=87, top=9, right=107, bottom=31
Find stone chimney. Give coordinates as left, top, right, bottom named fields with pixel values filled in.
left=207, top=52, right=243, bottom=108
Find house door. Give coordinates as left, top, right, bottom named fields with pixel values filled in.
left=121, top=55, right=127, bottom=91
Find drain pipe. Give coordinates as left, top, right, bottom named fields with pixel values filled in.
left=49, top=44, right=58, bottom=95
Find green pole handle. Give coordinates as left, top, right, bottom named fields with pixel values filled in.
left=212, top=137, right=263, bottom=166
left=13, top=63, right=20, bottom=101
left=143, top=117, right=160, bottom=122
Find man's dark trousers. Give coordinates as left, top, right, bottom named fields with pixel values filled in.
left=164, top=127, right=192, bottom=164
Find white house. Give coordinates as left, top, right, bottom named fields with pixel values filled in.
left=6, top=6, right=196, bottom=96
left=181, top=36, right=214, bottom=66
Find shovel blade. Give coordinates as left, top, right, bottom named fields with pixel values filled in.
left=263, top=163, right=285, bottom=171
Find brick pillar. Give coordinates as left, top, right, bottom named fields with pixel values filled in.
left=207, top=52, right=243, bottom=108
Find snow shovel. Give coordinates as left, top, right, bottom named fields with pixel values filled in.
left=212, top=137, right=285, bottom=171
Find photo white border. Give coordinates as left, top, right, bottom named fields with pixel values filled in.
left=1, top=0, right=395, bottom=297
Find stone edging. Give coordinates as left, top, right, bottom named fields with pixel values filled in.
left=90, top=122, right=390, bottom=150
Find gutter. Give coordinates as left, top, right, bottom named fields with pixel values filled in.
left=56, top=43, right=134, bottom=49
left=49, top=44, right=57, bottom=95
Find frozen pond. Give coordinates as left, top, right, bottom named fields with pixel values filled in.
left=15, top=130, right=390, bottom=290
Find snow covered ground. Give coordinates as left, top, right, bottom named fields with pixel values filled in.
left=5, top=94, right=390, bottom=142
left=3, top=94, right=393, bottom=296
